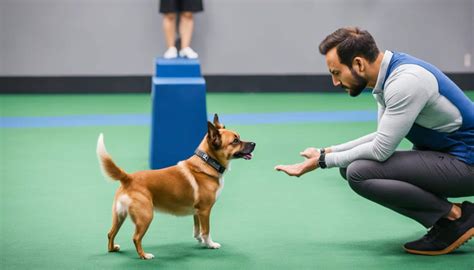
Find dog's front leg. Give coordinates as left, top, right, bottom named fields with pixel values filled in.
left=198, top=209, right=221, bottom=249
left=193, top=214, right=204, bottom=244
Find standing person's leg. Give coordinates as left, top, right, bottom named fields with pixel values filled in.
left=179, top=12, right=194, bottom=49
left=178, top=0, right=203, bottom=59
left=339, top=150, right=474, bottom=255
left=163, top=13, right=177, bottom=49
left=159, top=0, right=178, bottom=58
left=178, top=12, right=198, bottom=59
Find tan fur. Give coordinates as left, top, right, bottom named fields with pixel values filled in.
left=96, top=116, right=255, bottom=260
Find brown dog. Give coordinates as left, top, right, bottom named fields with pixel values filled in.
left=96, top=114, right=255, bottom=259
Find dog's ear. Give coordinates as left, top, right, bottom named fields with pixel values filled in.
left=213, top=113, right=225, bottom=129
left=207, top=121, right=222, bottom=149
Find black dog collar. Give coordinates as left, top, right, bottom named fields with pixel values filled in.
left=194, top=149, right=226, bottom=174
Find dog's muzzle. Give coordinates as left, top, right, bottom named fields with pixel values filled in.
left=233, top=142, right=256, bottom=160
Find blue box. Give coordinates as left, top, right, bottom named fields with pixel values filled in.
left=149, top=61, right=207, bottom=169
left=155, top=58, right=202, bottom=78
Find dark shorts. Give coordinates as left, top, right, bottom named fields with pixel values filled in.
left=159, top=0, right=204, bottom=13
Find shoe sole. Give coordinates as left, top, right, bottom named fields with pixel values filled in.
left=404, top=227, right=474, bottom=255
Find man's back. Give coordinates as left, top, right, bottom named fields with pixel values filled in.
left=377, top=51, right=474, bottom=164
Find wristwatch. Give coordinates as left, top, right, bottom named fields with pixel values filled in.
left=318, top=148, right=327, bottom=169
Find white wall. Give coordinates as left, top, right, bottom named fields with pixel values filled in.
left=1, top=0, right=473, bottom=76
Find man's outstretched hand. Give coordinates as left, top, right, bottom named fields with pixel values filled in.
left=275, top=157, right=319, bottom=177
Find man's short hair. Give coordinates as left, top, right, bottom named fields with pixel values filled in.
left=319, top=27, right=380, bottom=67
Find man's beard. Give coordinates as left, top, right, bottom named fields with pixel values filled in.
left=341, top=69, right=368, bottom=97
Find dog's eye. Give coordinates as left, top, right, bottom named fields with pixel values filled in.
left=232, top=138, right=240, bottom=144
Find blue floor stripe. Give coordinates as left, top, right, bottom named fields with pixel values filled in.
left=1, top=114, right=150, bottom=128
left=0, top=111, right=376, bottom=128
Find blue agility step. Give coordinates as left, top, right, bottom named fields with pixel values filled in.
left=155, top=58, right=202, bottom=77
left=150, top=58, right=208, bottom=169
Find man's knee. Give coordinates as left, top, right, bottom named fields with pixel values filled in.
left=346, top=160, right=374, bottom=190
left=339, top=167, right=347, bottom=180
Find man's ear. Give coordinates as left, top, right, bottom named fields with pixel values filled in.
left=352, top=57, right=365, bottom=73
left=213, top=113, right=225, bottom=129
left=207, top=121, right=221, bottom=149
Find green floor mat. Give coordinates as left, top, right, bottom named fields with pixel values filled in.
left=1, top=93, right=473, bottom=270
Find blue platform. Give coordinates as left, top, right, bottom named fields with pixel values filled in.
left=150, top=58, right=208, bottom=169
left=154, top=58, right=202, bottom=77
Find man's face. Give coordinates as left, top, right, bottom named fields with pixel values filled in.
left=325, top=48, right=368, bottom=97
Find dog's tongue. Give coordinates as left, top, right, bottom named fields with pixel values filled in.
left=243, top=153, right=253, bottom=160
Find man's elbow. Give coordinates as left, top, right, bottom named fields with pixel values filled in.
left=372, top=147, right=395, bottom=162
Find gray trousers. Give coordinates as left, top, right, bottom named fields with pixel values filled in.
left=340, top=150, right=474, bottom=228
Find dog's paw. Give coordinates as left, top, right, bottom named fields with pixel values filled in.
left=141, top=253, right=155, bottom=260
left=205, top=241, right=221, bottom=249
left=109, top=244, right=120, bottom=252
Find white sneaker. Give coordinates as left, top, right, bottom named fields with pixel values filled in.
left=179, top=47, right=199, bottom=59
left=163, top=47, right=178, bottom=59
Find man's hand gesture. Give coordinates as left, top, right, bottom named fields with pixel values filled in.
left=274, top=148, right=321, bottom=177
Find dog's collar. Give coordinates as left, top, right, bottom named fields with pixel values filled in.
left=194, top=149, right=226, bottom=174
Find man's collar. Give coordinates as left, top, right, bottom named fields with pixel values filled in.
left=372, top=50, right=393, bottom=94
left=194, top=149, right=226, bottom=174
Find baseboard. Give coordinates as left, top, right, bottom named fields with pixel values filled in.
left=0, top=73, right=473, bottom=94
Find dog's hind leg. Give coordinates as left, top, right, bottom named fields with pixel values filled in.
left=108, top=208, right=127, bottom=252
left=129, top=204, right=154, bottom=259
left=108, top=193, right=131, bottom=252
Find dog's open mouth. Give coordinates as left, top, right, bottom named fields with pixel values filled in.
left=243, top=153, right=253, bottom=160
left=233, top=142, right=255, bottom=160
left=233, top=152, right=253, bottom=160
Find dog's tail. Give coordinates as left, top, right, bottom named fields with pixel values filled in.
left=96, top=133, right=131, bottom=184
